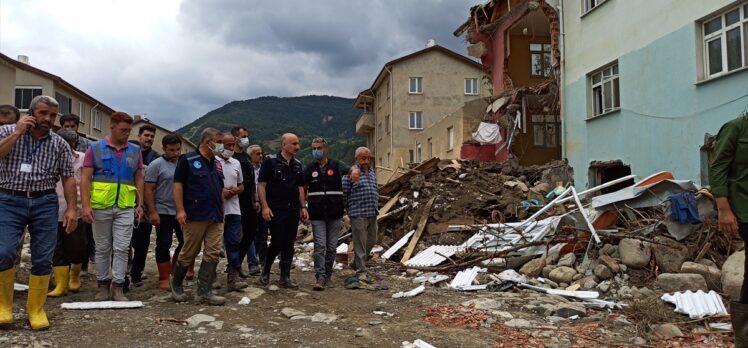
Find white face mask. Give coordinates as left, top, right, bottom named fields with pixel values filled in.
left=239, top=137, right=250, bottom=149
left=222, top=149, right=234, bottom=158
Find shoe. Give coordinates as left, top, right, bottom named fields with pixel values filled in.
left=95, top=280, right=111, bottom=301
left=227, top=268, right=248, bottom=292
left=0, top=268, right=15, bottom=326
left=47, top=266, right=69, bottom=297
left=732, top=301, right=748, bottom=348
left=313, top=277, right=325, bottom=291
left=259, top=258, right=272, bottom=286
left=194, top=262, right=225, bottom=306
left=141, top=274, right=149, bottom=281
left=68, top=264, right=82, bottom=293
left=111, top=282, right=128, bottom=301
left=170, top=263, right=189, bottom=303
left=131, top=276, right=144, bottom=288
left=323, top=275, right=335, bottom=288
left=27, top=274, right=51, bottom=330
left=157, top=262, right=171, bottom=291
left=248, top=265, right=260, bottom=276
left=238, top=266, right=250, bottom=278
left=279, top=261, right=298, bottom=289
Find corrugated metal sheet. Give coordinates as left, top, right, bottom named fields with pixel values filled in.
left=661, top=290, right=728, bottom=319
left=383, top=230, right=415, bottom=260
left=404, top=245, right=461, bottom=267
left=449, top=266, right=482, bottom=290
left=454, top=216, right=562, bottom=256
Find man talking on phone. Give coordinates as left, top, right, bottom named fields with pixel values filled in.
left=0, top=95, right=77, bottom=330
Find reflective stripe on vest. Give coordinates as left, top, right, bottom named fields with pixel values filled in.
left=307, top=191, right=344, bottom=196
left=90, top=140, right=139, bottom=209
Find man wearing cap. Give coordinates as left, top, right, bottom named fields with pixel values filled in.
left=81, top=112, right=145, bottom=302
left=0, top=95, right=77, bottom=330
left=303, top=137, right=357, bottom=290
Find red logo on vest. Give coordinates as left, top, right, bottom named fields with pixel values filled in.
left=327, top=169, right=334, bottom=176
left=215, top=162, right=223, bottom=172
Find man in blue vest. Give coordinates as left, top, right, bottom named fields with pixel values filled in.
left=81, top=112, right=145, bottom=302
left=303, top=137, right=357, bottom=290
left=171, top=128, right=226, bottom=305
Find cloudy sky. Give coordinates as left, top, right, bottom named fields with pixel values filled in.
left=0, top=0, right=479, bottom=130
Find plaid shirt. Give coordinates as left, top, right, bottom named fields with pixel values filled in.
left=0, top=125, right=74, bottom=192
left=342, top=167, right=378, bottom=218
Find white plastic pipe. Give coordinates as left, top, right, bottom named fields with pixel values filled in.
left=556, top=174, right=636, bottom=204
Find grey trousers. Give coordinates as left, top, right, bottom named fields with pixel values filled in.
left=351, top=216, right=377, bottom=277
left=311, top=219, right=342, bottom=280
left=92, top=206, right=134, bottom=284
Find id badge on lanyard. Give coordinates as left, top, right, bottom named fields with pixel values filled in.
left=21, top=134, right=45, bottom=173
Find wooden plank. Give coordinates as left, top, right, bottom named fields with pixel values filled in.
left=377, top=192, right=401, bottom=220
left=401, top=196, right=437, bottom=264
left=380, top=157, right=440, bottom=196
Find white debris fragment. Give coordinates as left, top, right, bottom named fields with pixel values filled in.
left=392, top=285, right=425, bottom=299
left=238, top=297, right=251, bottom=305
left=402, top=339, right=436, bottom=348
left=14, top=283, right=28, bottom=292
left=60, top=301, right=144, bottom=310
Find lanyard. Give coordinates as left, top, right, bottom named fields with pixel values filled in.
left=24, top=133, right=48, bottom=163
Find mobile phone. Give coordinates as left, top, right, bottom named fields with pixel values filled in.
left=28, top=109, right=38, bottom=129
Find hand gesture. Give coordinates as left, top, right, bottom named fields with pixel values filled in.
left=262, top=206, right=273, bottom=222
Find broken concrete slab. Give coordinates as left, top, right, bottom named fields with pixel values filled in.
left=619, top=238, right=651, bottom=269
left=722, top=250, right=744, bottom=299
left=652, top=236, right=689, bottom=273
left=657, top=273, right=708, bottom=293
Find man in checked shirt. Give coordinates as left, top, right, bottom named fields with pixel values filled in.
left=342, top=147, right=378, bottom=281
left=0, top=95, right=78, bottom=330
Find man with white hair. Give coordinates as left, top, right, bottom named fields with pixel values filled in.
left=342, top=147, right=378, bottom=281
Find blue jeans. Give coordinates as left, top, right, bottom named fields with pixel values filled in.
left=311, top=219, right=341, bottom=280
left=0, top=192, right=58, bottom=275
left=223, top=214, right=242, bottom=270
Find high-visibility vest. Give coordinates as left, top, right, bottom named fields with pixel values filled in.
left=90, top=140, right=140, bottom=209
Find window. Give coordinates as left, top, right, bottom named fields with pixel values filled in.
left=530, top=43, right=552, bottom=77
left=589, top=63, right=620, bottom=117
left=464, top=78, right=479, bottom=95
left=408, top=111, right=423, bottom=129
left=78, top=102, right=85, bottom=123
left=428, top=138, right=433, bottom=158
left=55, top=93, right=72, bottom=114
left=702, top=4, right=748, bottom=78
left=93, top=110, right=101, bottom=130
left=583, top=0, right=607, bottom=14
left=409, top=149, right=414, bottom=163
left=385, top=115, right=390, bottom=134
left=447, top=127, right=454, bottom=150
left=378, top=122, right=382, bottom=140
left=532, top=115, right=560, bottom=148
left=14, top=86, right=42, bottom=110
left=409, top=77, right=422, bottom=94
left=415, top=143, right=422, bottom=163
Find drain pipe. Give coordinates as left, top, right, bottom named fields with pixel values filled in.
left=385, top=65, right=394, bottom=166
left=557, top=1, right=567, bottom=160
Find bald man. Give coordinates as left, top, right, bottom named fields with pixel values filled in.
left=257, top=133, right=307, bottom=288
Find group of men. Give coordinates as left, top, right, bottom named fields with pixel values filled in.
left=0, top=96, right=380, bottom=330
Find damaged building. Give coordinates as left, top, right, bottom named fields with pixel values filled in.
left=454, top=0, right=563, bottom=167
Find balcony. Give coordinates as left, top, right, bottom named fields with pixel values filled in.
left=356, top=112, right=375, bottom=134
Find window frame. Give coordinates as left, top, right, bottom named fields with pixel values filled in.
left=93, top=110, right=101, bottom=130
left=464, top=78, right=479, bottom=95
left=530, top=43, right=552, bottom=77
left=701, top=4, right=748, bottom=79
left=385, top=115, right=391, bottom=134
left=415, top=143, right=422, bottom=163
left=447, top=126, right=455, bottom=150
left=588, top=62, right=620, bottom=118
left=582, top=0, right=607, bottom=15
left=531, top=114, right=560, bottom=148
left=78, top=101, right=86, bottom=123
left=14, top=86, right=43, bottom=111
left=408, top=111, right=423, bottom=130
left=55, top=92, right=72, bottom=114
left=408, top=77, right=423, bottom=94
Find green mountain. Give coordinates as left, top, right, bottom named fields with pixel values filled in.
left=176, top=95, right=366, bottom=165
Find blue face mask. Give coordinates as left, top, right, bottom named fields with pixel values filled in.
left=312, top=149, right=324, bottom=160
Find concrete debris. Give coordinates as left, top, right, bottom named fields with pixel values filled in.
left=392, top=285, right=425, bottom=299
left=185, top=314, right=216, bottom=327
left=657, top=273, right=708, bottom=293
left=401, top=339, right=436, bottom=348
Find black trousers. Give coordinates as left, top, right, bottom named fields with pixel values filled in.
left=130, top=222, right=152, bottom=280
left=237, top=207, right=257, bottom=266
left=740, top=223, right=748, bottom=303
left=53, top=220, right=88, bottom=266
left=265, top=209, right=300, bottom=265
left=155, top=214, right=184, bottom=263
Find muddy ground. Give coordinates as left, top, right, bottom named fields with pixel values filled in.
left=3, top=240, right=737, bottom=348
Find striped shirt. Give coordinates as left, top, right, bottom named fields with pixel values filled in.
left=342, top=167, right=378, bottom=218
left=0, top=125, right=74, bottom=192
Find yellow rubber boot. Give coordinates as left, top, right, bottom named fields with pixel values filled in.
left=0, top=268, right=15, bottom=326
left=47, top=266, right=69, bottom=297
left=27, top=274, right=50, bottom=330
left=68, top=264, right=81, bottom=293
